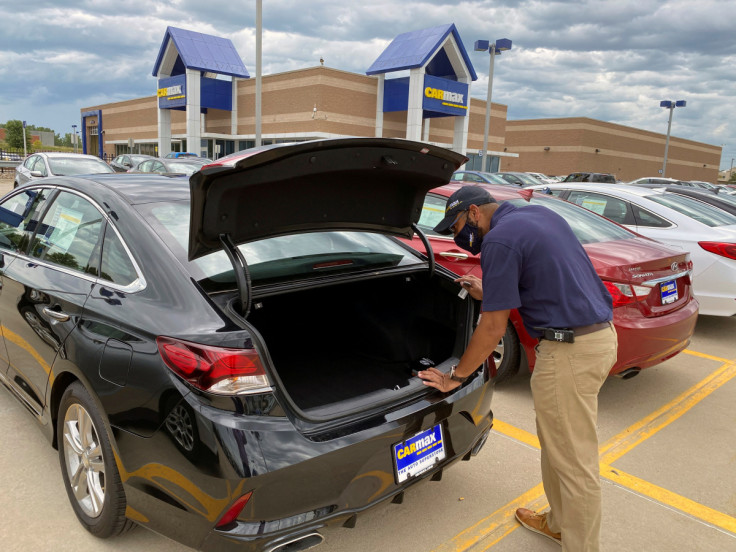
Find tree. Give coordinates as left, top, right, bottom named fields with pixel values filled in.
left=730, top=172, right=736, bottom=183
left=4, top=120, right=31, bottom=149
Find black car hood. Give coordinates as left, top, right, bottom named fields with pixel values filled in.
left=188, top=138, right=467, bottom=260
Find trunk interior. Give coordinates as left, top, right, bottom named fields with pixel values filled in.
left=243, top=271, right=470, bottom=415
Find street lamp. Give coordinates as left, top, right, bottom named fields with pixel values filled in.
left=71, top=124, right=78, bottom=154
left=659, top=100, right=686, bottom=177
left=474, top=38, right=512, bottom=173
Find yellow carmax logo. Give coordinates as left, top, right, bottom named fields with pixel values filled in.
left=157, top=85, right=183, bottom=98
left=424, top=87, right=465, bottom=105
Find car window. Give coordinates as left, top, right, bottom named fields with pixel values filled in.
left=630, top=204, right=672, bottom=228
left=167, top=162, right=199, bottom=175
left=152, top=161, right=167, bottom=174
left=506, top=196, right=636, bottom=244
left=31, top=191, right=103, bottom=274
left=30, top=156, right=48, bottom=176
left=47, top=157, right=113, bottom=176
left=566, top=191, right=632, bottom=225
left=647, top=193, right=736, bottom=227
left=464, top=173, right=484, bottom=182
left=99, top=225, right=138, bottom=286
left=0, top=189, right=53, bottom=253
left=417, top=194, right=449, bottom=237
left=137, top=160, right=151, bottom=172
left=23, top=156, right=38, bottom=170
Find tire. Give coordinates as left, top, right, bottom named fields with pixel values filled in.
left=57, top=382, right=135, bottom=537
left=490, top=322, right=521, bottom=384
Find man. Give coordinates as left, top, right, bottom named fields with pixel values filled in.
left=419, top=186, right=617, bottom=551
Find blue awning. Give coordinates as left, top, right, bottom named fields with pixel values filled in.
left=153, top=27, right=250, bottom=79
left=366, top=23, right=477, bottom=81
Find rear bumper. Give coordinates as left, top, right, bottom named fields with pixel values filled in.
left=609, top=297, right=699, bottom=374
left=115, top=375, right=494, bottom=551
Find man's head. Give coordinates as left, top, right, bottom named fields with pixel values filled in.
left=433, top=186, right=497, bottom=236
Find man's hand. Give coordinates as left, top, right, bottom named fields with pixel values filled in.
left=418, top=367, right=461, bottom=393
left=454, top=274, right=482, bottom=301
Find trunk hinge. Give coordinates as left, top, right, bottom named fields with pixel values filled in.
left=412, top=222, right=435, bottom=277
left=219, top=234, right=252, bottom=318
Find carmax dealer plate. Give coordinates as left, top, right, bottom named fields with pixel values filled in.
left=660, top=280, right=678, bottom=305
left=393, top=424, right=445, bottom=483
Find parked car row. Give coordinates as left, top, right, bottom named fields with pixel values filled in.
left=528, top=183, right=736, bottom=317
left=405, top=183, right=699, bottom=382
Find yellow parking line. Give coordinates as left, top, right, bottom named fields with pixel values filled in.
left=599, top=358, right=736, bottom=464
left=438, top=357, right=736, bottom=550
left=682, top=349, right=731, bottom=363
left=601, top=464, right=736, bottom=535
left=431, top=483, right=547, bottom=552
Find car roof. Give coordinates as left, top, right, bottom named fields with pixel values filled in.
left=36, top=152, right=104, bottom=160
left=29, top=173, right=192, bottom=204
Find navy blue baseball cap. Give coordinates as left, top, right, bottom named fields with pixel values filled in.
left=433, top=186, right=496, bottom=235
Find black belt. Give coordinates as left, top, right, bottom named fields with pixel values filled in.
left=537, top=321, right=611, bottom=342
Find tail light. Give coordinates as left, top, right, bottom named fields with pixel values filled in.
left=698, top=242, right=736, bottom=261
left=216, top=491, right=253, bottom=529
left=157, top=336, right=270, bottom=395
left=603, top=281, right=652, bottom=307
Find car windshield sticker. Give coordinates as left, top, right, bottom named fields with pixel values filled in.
left=46, top=206, right=84, bottom=253
left=581, top=198, right=607, bottom=216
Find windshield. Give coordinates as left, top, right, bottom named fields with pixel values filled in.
left=166, top=162, right=201, bottom=175
left=647, top=193, right=736, bottom=227
left=141, top=201, right=422, bottom=290
left=507, top=195, right=636, bottom=244
left=48, top=157, right=114, bottom=176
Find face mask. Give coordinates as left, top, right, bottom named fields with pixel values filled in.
left=454, top=216, right=482, bottom=255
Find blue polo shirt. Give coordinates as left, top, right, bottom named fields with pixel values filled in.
left=480, top=202, right=612, bottom=338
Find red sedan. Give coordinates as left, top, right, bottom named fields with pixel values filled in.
left=402, top=183, right=699, bottom=382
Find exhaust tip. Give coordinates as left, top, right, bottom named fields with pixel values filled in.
left=267, top=532, right=324, bottom=552
left=616, top=368, right=641, bottom=380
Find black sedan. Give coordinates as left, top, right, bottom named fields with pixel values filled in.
left=0, top=138, right=493, bottom=552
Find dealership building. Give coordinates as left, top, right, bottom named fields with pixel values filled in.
left=79, top=24, right=721, bottom=182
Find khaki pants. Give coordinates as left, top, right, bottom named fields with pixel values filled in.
left=530, top=324, right=618, bottom=552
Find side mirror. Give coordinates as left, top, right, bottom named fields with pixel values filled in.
left=30, top=171, right=44, bottom=178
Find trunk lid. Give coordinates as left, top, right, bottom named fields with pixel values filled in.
left=188, top=138, right=467, bottom=261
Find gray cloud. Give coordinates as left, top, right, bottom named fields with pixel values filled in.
left=1, top=0, right=734, bottom=167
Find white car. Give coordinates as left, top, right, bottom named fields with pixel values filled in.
left=528, top=183, right=736, bottom=316
left=526, top=172, right=557, bottom=185
left=14, top=152, right=113, bottom=188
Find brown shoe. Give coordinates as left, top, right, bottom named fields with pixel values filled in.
left=515, top=508, right=561, bottom=545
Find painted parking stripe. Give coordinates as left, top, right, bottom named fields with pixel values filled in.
left=435, top=353, right=736, bottom=551
left=601, top=465, right=736, bottom=535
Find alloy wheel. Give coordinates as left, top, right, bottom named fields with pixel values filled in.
left=62, top=403, right=106, bottom=518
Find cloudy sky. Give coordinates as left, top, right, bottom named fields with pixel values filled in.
left=1, top=0, right=734, bottom=168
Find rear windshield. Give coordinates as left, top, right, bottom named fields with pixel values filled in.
left=140, top=202, right=422, bottom=290
left=506, top=195, right=636, bottom=244
left=646, top=193, right=736, bottom=227
left=48, top=157, right=114, bottom=175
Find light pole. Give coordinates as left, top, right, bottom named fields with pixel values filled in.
left=659, top=100, right=686, bottom=177
left=71, top=124, right=78, bottom=154
left=474, top=38, right=512, bottom=173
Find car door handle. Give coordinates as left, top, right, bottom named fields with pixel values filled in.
left=43, top=307, right=70, bottom=322
left=438, top=251, right=469, bottom=260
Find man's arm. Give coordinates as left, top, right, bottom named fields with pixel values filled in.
left=419, top=309, right=510, bottom=392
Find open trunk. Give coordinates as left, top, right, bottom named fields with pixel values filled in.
left=240, top=271, right=473, bottom=417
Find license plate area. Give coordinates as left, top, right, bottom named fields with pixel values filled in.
left=660, top=280, right=678, bottom=305
left=393, top=424, right=446, bottom=483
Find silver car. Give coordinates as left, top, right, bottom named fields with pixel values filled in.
left=14, top=152, right=114, bottom=188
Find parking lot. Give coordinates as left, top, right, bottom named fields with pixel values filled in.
left=0, top=176, right=734, bottom=551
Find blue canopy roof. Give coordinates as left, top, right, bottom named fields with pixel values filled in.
left=366, top=24, right=477, bottom=81
left=152, top=27, right=250, bottom=79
